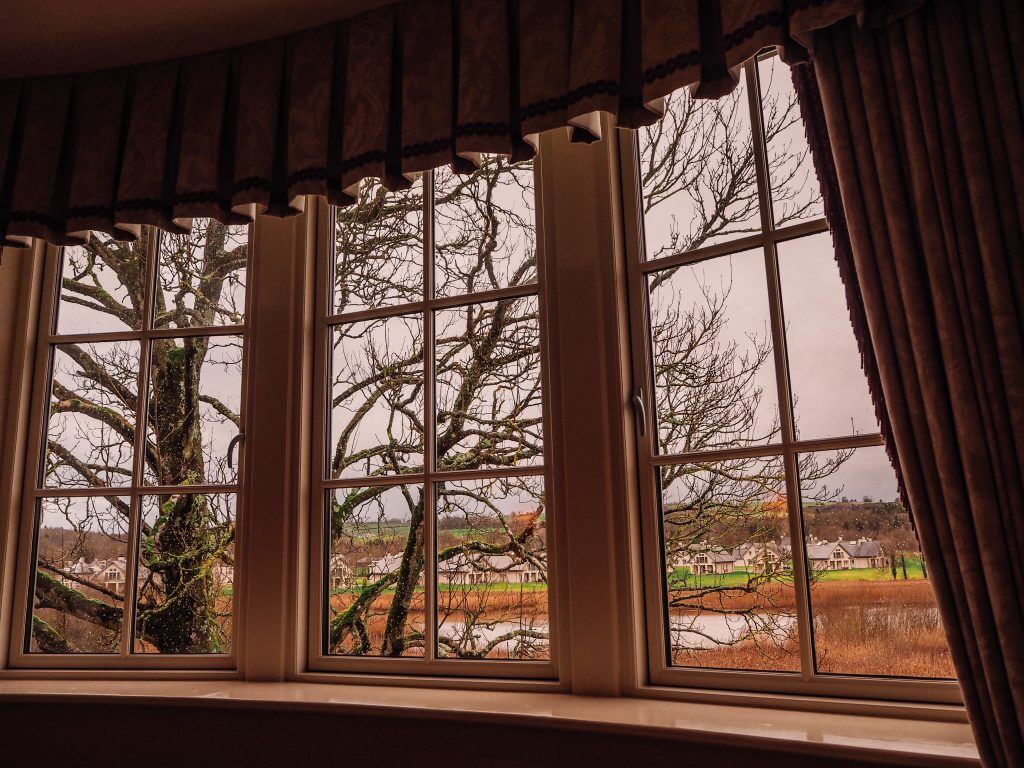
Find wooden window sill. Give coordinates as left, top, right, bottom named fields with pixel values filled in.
left=0, top=679, right=978, bottom=766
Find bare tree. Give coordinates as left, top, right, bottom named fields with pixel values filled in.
left=34, top=70, right=844, bottom=668
left=34, top=223, right=245, bottom=654
left=641, top=77, right=849, bottom=666
left=326, top=160, right=547, bottom=658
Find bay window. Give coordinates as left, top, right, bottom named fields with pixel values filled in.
left=0, top=53, right=960, bottom=710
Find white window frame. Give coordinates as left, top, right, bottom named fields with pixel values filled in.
left=618, top=53, right=960, bottom=704
left=305, top=167, right=561, bottom=680
left=5, top=226, right=254, bottom=671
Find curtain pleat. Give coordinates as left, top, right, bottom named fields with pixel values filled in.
left=0, top=0, right=921, bottom=247
left=810, top=2, right=1024, bottom=764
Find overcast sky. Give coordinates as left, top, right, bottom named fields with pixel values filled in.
left=639, top=56, right=900, bottom=505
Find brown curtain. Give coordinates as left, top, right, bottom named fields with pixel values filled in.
left=0, top=0, right=922, bottom=248
left=806, top=2, right=1024, bottom=766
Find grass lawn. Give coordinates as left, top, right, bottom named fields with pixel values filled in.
left=669, top=557, right=927, bottom=589
left=814, top=556, right=926, bottom=582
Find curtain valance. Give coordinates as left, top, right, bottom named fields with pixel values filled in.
left=0, top=0, right=922, bottom=247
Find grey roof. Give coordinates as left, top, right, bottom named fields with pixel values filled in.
left=806, top=539, right=884, bottom=560
left=840, top=540, right=884, bottom=558
left=805, top=542, right=841, bottom=561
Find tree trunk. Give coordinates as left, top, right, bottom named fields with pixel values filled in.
left=381, top=500, right=425, bottom=657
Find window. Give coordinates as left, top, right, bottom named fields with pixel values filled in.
left=13, top=221, right=249, bottom=664
left=309, top=158, right=553, bottom=675
left=623, top=53, right=954, bottom=696
left=0, top=52, right=959, bottom=709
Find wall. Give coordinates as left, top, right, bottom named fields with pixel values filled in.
left=0, top=250, right=26, bottom=453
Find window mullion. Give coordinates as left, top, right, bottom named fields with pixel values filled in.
left=746, top=60, right=816, bottom=682
left=239, top=211, right=313, bottom=680
left=121, top=228, right=161, bottom=657
left=423, top=171, right=438, bottom=664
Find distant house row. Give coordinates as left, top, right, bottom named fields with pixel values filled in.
left=329, top=551, right=543, bottom=589
left=59, top=556, right=234, bottom=595
left=669, top=537, right=888, bottom=576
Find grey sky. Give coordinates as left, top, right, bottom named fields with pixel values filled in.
left=639, top=58, right=897, bottom=502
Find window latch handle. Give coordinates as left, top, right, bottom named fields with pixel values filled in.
left=227, top=431, right=245, bottom=470
left=631, top=388, right=647, bottom=437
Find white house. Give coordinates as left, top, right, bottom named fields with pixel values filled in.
left=805, top=538, right=888, bottom=571
left=438, top=553, right=543, bottom=585
left=669, top=541, right=786, bottom=576
left=328, top=554, right=353, bottom=590
left=733, top=541, right=787, bottom=574
left=211, top=560, right=234, bottom=589
left=72, top=556, right=149, bottom=595
left=354, top=551, right=543, bottom=585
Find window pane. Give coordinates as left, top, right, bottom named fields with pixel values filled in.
left=660, top=458, right=798, bottom=672
left=29, top=496, right=130, bottom=654
left=436, top=475, right=548, bottom=661
left=638, top=73, right=759, bottom=260
left=329, top=316, right=424, bottom=480
left=435, top=296, right=543, bottom=471
left=145, top=335, right=244, bottom=486
left=326, top=484, right=425, bottom=657
left=154, top=220, right=248, bottom=329
left=43, top=342, right=140, bottom=489
left=758, top=56, right=824, bottom=227
left=55, top=232, right=148, bottom=335
left=798, top=447, right=954, bottom=678
left=778, top=233, right=877, bottom=440
left=134, top=493, right=235, bottom=654
left=648, top=251, right=779, bottom=455
left=434, top=157, right=537, bottom=297
left=332, top=179, right=424, bottom=315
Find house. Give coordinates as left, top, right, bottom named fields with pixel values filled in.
left=357, top=551, right=543, bottom=585
left=438, top=553, right=543, bottom=585
left=368, top=553, right=405, bottom=580
left=733, top=541, right=787, bottom=574
left=806, top=538, right=888, bottom=571
left=670, top=547, right=738, bottom=575
left=211, top=560, right=234, bottom=589
left=668, top=541, right=786, bottom=576
left=327, top=554, right=353, bottom=590
left=65, top=556, right=149, bottom=596
left=62, top=556, right=100, bottom=586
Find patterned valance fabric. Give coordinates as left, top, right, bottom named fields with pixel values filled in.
left=0, top=0, right=922, bottom=247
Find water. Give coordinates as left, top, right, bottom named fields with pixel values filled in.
left=437, top=618, right=547, bottom=656
left=669, top=611, right=796, bottom=649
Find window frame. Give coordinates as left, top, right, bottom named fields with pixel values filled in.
left=618, top=53, right=960, bottom=704
left=305, top=168, right=561, bottom=680
left=7, top=227, right=253, bottom=671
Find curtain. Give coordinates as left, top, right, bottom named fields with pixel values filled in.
left=0, top=0, right=923, bottom=248
left=806, top=2, right=1024, bottom=765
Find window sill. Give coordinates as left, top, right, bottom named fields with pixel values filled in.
left=0, top=679, right=978, bottom=766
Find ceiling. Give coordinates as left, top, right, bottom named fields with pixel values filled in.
left=1, top=0, right=393, bottom=79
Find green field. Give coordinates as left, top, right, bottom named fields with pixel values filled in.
left=669, top=557, right=927, bottom=589
left=330, top=580, right=548, bottom=597
left=814, top=556, right=926, bottom=582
